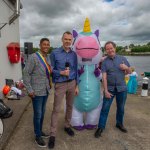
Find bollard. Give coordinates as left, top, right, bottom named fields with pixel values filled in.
left=141, top=77, right=149, bottom=96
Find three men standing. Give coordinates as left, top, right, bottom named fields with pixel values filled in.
left=23, top=36, right=130, bottom=148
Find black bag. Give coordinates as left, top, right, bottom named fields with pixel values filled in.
left=0, top=99, right=13, bottom=119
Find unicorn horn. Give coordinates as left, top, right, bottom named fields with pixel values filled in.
left=83, top=18, right=91, bottom=32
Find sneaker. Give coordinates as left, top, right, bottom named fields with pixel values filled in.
left=48, top=136, right=55, bottom=149
left=64, top=127, right=74, bottom=136
left=41, top=131, right=50, bottom=138
left=35, top=137, right=46, bottom=148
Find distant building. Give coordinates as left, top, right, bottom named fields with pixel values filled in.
left=0, top=0, right=22, bottom=97
left=125, top=46, right=131, bottom=52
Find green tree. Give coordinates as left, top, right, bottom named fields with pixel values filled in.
left=101, top=47, right=104, bottom=53
left=131, top=45, right=150, bottom=52
left=147, top=42, right=150, bottom=46
left=116, top=46, right=123, bottom=52
left=48, top=47, right=54, bottom=54
left=33, top=47, right=40, bottom=53
left=129, top=44, right=135, bottom=48
left=32, top=47, right=55, bottom=54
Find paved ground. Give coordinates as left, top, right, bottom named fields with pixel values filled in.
left=0, top=95, right=30, bottom=150
left=1, top=89, right=150, bottom=150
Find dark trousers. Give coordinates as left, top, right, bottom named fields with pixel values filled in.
left=32, top=95, right=48, bottom=137
left=98, top=89, right=127, bottom=129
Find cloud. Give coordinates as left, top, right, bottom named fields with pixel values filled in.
left=20, top=0, right=150, bottom=47
left=103, top=0, right=114, bottom=2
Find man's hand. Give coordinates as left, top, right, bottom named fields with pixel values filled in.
left=104, top=90, right=113, bottom=99
left=75, top=85, right=79, bottom=96
left=28, top=92, right=35, bottom=98
left=60, top=70, right=70, bottom=76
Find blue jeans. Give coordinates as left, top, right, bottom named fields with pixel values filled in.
left=32, top=95, right=48, bottom=137
left=98, top=89, right=127, bottom=129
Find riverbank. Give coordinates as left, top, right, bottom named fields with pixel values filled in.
left=119, top=52, right=150, bottom=56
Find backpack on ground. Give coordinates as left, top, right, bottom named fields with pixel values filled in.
left=0, top=99, right=13, bottom=119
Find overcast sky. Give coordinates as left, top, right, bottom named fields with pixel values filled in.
left=20, top=0, right=150, bottom=48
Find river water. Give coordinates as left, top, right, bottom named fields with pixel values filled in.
left=126, top=56, right=150, bottom=85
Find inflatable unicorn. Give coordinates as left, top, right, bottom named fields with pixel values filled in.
left=71, top=18, right=103, bottom=130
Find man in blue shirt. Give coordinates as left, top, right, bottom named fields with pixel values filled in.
left=95, top=41, right=131, bottom=138
left=48, top=31, right=79, bottom=149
